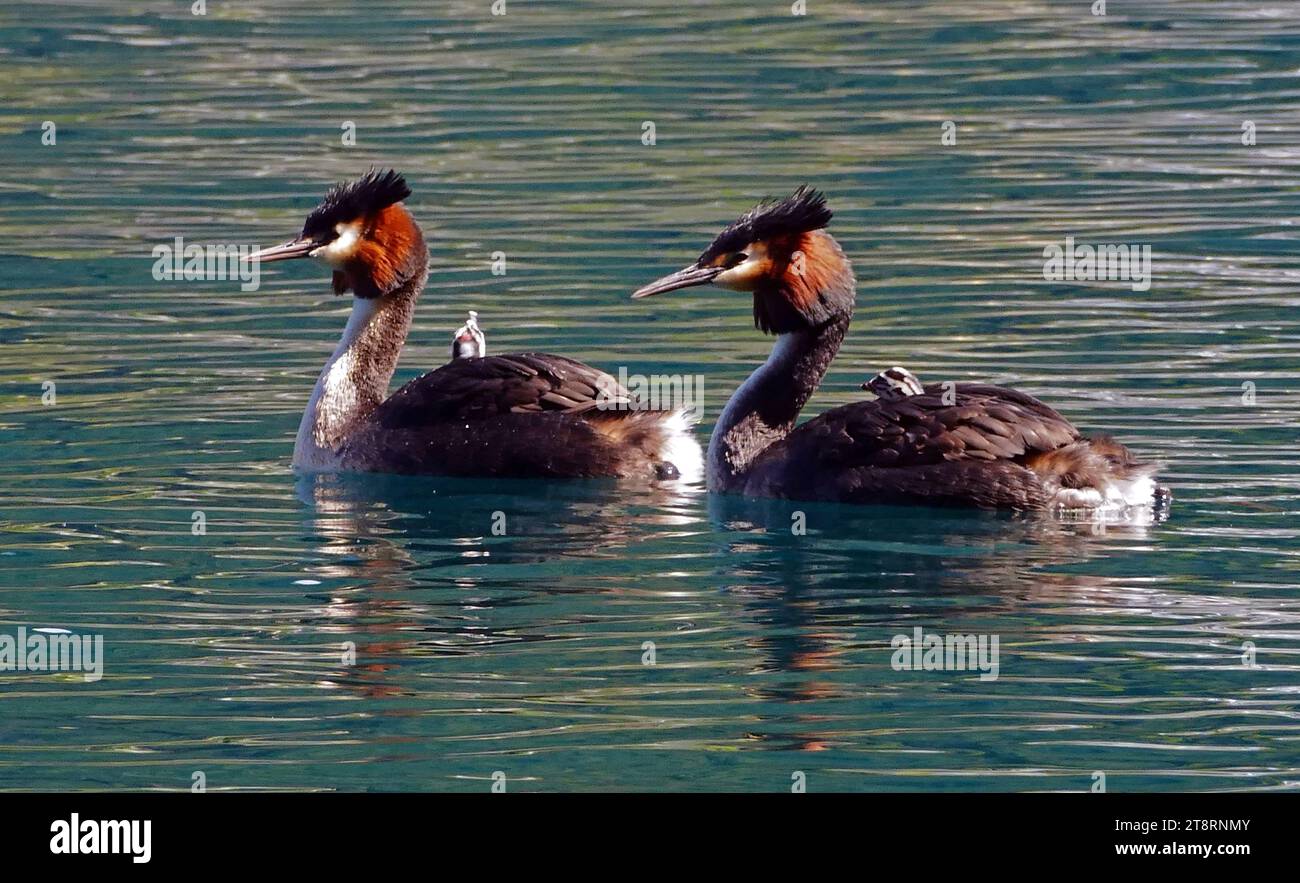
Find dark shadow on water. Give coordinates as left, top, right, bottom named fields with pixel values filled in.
left=293, top=471, right=1155, bottom=596
left=705, top=492, right=1153, bottom=588
left=280, top=472, right=1188, bottom=763
left=699, top=493, right=1153, bottom=700
left=295, top=470, right=705, bottom=561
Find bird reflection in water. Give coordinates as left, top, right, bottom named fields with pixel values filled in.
left=703, top=494, right=1161, bottom=753
left=291, top=469, right=1166, bottom=757
left=293, top=472, right=704, bottom=700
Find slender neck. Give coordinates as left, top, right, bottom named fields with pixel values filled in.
left=707, top=312, right=851, bottom=491
left=295, top=266, right=427, bottom=461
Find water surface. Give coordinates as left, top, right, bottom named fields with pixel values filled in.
left=2, top=0, right=1300, bottom=791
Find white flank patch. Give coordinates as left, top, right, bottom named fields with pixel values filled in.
left=1053, top=473, right=1158, bottom=513
left=659, top=408, right=704, bottom=483
left=1112, top=474, right=1157, bottom=508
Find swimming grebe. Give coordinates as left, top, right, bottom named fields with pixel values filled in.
left=632, top=187, right=1165, bottom=511
left=248, top=169, right=701, bottom=480
left=451, top=310, right=485, bottom=361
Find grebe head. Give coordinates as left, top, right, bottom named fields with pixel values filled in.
left=631, top=186, right=854, bottom=334
left=450, top=310, right=485, bottom=360
left=245, top=168, right=427, bottom=299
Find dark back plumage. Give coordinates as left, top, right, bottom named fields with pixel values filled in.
left=343, top=353, right=687, bottom=479
left=302, top=168, right=411, bottom=238
left=743, top=382, right=1084, bottom=508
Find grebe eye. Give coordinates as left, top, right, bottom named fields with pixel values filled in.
left=727, top=252, right=748, bottom=268
left=302, top=227, right=337, bottom=245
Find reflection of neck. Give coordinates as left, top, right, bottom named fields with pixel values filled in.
left=708, top=312, right=851, bottom=492
left=294, top=266, right=427, bottom=468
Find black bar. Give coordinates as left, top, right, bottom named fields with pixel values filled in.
left=1, top=793, right=1279, bottom=868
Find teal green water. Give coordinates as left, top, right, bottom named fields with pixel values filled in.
left=2, top=0, right=1300, bottom=791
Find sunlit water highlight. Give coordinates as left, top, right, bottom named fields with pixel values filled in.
left=1, top=0, right=1299, bottom=791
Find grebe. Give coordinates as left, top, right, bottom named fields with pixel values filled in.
left=248, top=169, right=701, bottom=481
left=632, top=187, right=1165, bottom=511
left=451, top=311, right=485, bottom=361
left=864, top=366, right=925, bottom=400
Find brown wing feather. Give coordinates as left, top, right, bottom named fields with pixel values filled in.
left=346, top=353, right=679, bottom=478
left=744, top=383, right=1081, bottom=508
left=369, top=352, right=643, bottom=426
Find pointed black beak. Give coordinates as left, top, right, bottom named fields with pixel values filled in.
left=630, top=263, right=722, bottom=299
left=243, top=236, right=317, bottom=263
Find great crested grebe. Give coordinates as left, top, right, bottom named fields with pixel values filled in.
left=450, top=310, right=485, bottom=361
left=632, top=187, right=1166, bottom=511
left=247, top=169, right=701, bottom=480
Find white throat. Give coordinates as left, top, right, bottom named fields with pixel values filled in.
left=293, top=297, right=381, bottom=471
